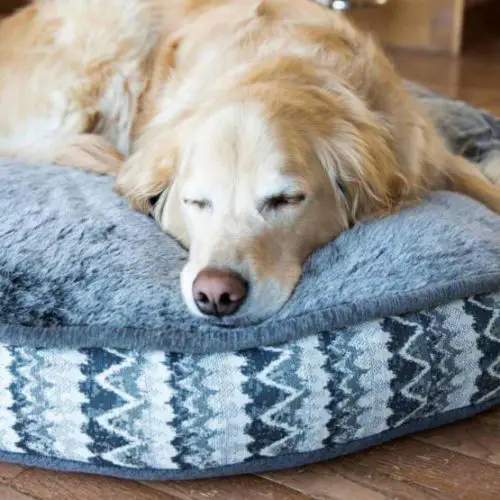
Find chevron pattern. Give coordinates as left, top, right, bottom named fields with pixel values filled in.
left=386, top=315, right=433, bottom=427
left=468, top=296, right=500, bottom=405
left=0, top=347, right=23, bottom=454
left=242, top=345, right=303, bottom=459
left=36, top=349, right=93, bottom=462
left=0, top=292, right=499, bottom=477
left=320, top=327, right=367, bottom=446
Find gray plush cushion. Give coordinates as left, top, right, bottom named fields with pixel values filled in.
left=1, top=165, right=499, bottom=353
left=0, top=86, right=499, bottom=480
left=408, top=82, right=500, bottom=164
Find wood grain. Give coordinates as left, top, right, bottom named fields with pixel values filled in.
left=261, top=459, right=454, bottom=500
left=146, top=475, right=315, bottom=500
left=416, top=418, right=500, bottom=466
left=10, top=468, right=178, bottom=500
left=341, top=438, right=500, bottom=499
left=0, top=463, right=25, bottom=485
left=0, top=484, right=37, bottom=500
left=476, top=407, right=500, bottom=427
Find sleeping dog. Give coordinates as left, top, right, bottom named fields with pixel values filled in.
left=1, top=0, right=499, bottom=321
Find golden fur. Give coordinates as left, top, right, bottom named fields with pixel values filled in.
left=1, top=0, right=499, bottom=320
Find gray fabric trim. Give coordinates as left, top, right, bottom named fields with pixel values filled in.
left=1, top=274, right=499, bottom=353
left=1, top=398, right=498, bottom=481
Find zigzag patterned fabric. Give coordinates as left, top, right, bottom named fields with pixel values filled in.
left=1, top=292, right=499, bottom=479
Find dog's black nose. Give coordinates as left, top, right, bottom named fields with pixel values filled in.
left=193, top=268, right=247, bottom=316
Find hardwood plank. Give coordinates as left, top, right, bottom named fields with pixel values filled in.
left=0, top=484, right=37, bottom=500
left=389, top=50, right=461, bottom=98
left=389, top=47, right=500, bottom=114
left=416, top=417, right=500, bottom=466
left=476, top=407, right=500, bottom=427
left=340, top=438, right=500, bottom=500
left=261, top=455, right=454, bottom=500
left=0, top=463, right=26, bottom=484
left=10, top=468, right=177, bottom=500
left=146, top=475, right=315, bottom=500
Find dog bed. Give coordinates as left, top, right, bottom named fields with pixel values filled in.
left=0, top=86, right=499, bottom=480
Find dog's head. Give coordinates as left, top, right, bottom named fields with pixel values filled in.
left=117, top=83, right=404, bottom=321
left=116, top=5, right=406, bottom=322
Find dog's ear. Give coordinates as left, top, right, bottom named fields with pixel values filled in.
left=133, top=30, right=184, bottom=135
left=114, top=140, right=177, bottom=214
left=115, top=29, right=185, bottom=214
left=314, top=121, right=408, bottom=225
left=151, top=31, right=183, bottom=81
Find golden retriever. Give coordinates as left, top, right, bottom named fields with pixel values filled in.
left=1, top=0, right=499, bottom=321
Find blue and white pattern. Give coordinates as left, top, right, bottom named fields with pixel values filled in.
left=1, top=292, right=499, bottom=477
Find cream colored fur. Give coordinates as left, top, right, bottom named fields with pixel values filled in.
left=1, top=0, right=499, bottom=320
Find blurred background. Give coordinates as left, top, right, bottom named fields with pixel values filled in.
left=1, top=0, right=498, bottom=55
left=1, top=0, right=498, bottom=57
left=338, top=0, right=500, bottom=113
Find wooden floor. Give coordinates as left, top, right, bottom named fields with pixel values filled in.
left=388, top=0, right=500, bottom=117
left=2, top=5, right=500, bottom=500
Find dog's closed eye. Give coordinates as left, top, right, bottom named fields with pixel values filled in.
left=183, top=198, right=212, bottom=210
left=260, top=193, right=306, bottom=212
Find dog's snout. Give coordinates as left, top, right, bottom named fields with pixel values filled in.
left=193, top=268, right=247, bottom=316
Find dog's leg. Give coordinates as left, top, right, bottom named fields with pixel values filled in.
left=444, top=154, right=500, bottom=214
left=53, top=134, right=124, bottom=175
left=0, top=130, right=124, bottom=176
